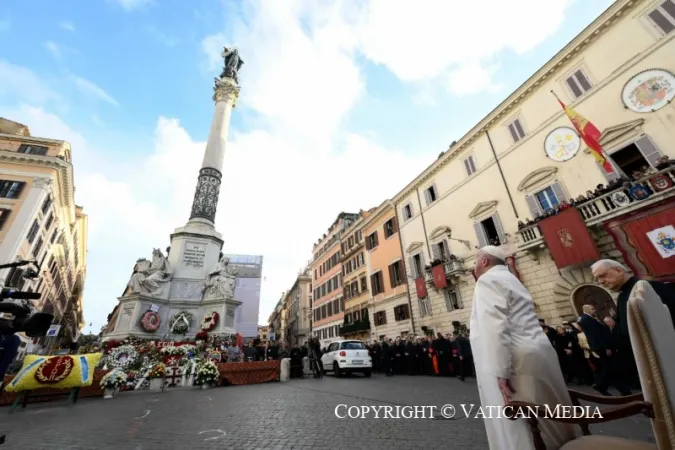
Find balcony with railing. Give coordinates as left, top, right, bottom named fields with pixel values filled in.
left=423, top=257, right=466, bottom=285
left=517, top=166, right=675, bottom=250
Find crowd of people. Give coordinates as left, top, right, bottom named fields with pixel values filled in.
left=363, top=333, right=473, bottom=380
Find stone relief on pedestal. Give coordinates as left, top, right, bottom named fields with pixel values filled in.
left=203, top=254, right=238, bottom=300
left=169, top=280, right=205, bottom=300
left=125, top=248, right=173, bottom=297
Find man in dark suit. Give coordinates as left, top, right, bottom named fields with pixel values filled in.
left=578, top=304, right=631, bottom=396
left=452, top=332, right=472, bottom=382
left=591, top=259, right=675, bottom=346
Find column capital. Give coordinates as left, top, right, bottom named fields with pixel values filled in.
left=213, top=77, right=240, bottom=106
left=32, top=176, right=54, bottom=191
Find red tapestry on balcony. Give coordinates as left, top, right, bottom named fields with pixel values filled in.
left=432, top=265, right=447, bottom=289
left=604, top=197, right=675, bottom=280
left=415, top=277, right=428, bottom=299
left=539, top=207, right=600, bottom=269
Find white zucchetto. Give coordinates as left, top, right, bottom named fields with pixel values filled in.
left=480, top=245, right=507, bottom=261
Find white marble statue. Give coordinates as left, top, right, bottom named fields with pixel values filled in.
left=203, top=255, right=238, bottom=299
left=126, top=248, right=173, bottom=297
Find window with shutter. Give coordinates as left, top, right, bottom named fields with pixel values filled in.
left=525, top=194, right=542, bottom=218
left=373, top=231, right=379, bottom=247
left=431, top=243, right=440, bottom=260
left=491, top=214, right=506, bottom=245
left=549, top=182, right=568, bottom=203
left=360, top=276, right=367, bottom=292
left=473, top=222, right=488, bottom=248
left=403, top=203, right=413, bottom=220
left=18, top=144, right=49, bottom=155
left=565, top=69, right=593, bottom=98
left=648, top=0, right=675, bottom=35
left=635, top=135, right=663, bottom=168
left=507, top=118, right=526, bottom=143
left=408, top=256, right=417, bottom=278
left=464, top=155, right=477, bottom=175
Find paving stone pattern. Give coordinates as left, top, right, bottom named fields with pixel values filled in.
left=0, top=375, right=655, bottom=449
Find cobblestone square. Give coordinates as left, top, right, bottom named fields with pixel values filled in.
left=0, top=375, right=655, bottom=450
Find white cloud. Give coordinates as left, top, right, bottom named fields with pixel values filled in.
left=73, top=77, right=120, bottom=107
left=111, top=0, right=153, bottom=11
left=446, top=61, right=504, bottom=96
left=59, top=21, right=75, bottom=32
left=0, top=60, right=61, bottom=105
left=44, top=41, right=61, bottom=59
left=355, top=0, right=574, bottom=88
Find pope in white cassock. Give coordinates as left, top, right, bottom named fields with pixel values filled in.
left=470, top=246, right=577, bottom=449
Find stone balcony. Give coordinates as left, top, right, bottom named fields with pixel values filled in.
left=517, top=166, right=675, bottom=251
left=423, top=259, right=466, bottom=285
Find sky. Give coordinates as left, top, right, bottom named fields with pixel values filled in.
left=0, top=0, right=615, bottom=333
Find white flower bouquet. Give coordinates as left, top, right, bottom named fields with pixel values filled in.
left=100, top=370, right=128, bottom=390
left=194, top=361, right=219, bottom=386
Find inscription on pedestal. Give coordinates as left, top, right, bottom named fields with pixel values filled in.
left=181, top=242, right=207, bottom=269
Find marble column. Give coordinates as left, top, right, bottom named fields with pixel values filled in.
left=0, top=177, right=53, bottom=289
left=187, top=77, right=241, bottom=228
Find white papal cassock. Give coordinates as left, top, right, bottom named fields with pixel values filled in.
left=470, top=265, right=578, bottom=450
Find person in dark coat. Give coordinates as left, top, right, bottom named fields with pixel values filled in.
left=578, top=304, right=631, bottom=396
left=452, top=332, right=472, bottom=381
left=381, top=338, right=394, bottom=376
left=591, top=259, right=675, bottom=346
left=432, top=333, right=450, bottom=376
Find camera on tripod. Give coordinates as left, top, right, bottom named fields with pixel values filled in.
left=0, top=259, right=53, bottom=337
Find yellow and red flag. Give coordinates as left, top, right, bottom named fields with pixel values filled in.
left=553, top=93, right=614, bottom=173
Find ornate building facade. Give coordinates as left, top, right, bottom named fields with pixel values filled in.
left=282, top=267, right=312, bottom=346
left=0, top=118, right=88, bottom=344
left=393, top=0, right=675, bottom=335
left=361, top=201, right=414, bottom=340
left=339, top=210, right=374, bottom=342
left=310, top=212, right=359, bottom=347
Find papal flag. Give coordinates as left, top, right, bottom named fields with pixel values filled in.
left=553, top=92, right=614, bottom=173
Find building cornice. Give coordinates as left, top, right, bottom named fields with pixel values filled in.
left=0, top=150, right=75, bottom=210
left=360, top=200, right=395, bottom=230
left=392, top=0, right=642, bottom=203
left=0, top=132, right=70, bottom=150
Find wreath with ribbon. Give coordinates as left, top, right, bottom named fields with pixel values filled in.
left=169, top=310, right=194, bottom=335
left=107, top=345, right=139, bottom=370
left=140, top=311, right=161, bottom=332
left=200, top=311, right=219, bottom=331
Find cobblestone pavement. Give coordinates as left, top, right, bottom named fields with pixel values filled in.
left=0, top=375, right=655, bottom=450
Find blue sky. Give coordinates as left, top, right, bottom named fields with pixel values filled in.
left=0, top=0, right=614, bottom=333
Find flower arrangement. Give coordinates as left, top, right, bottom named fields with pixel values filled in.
left=195, top=330, right=208, bottom=341
left=160, top=346, right=186, bottom=356
left=107, top=345, right=139, bottom=370
left=194, top=360, right=219, bottom=386
left=140, top=311, right=161, bottom=332
left=200, top=311, right=219, bottom=331
left=148, top=363, right=166, bottom=379
left=100, top=370, right=128, bottom=390
left=169, top=310, right=194, bottom=334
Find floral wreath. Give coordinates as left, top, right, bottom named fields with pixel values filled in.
left=107, top=345, right=139, bottom=370
left=100, top=369, right=128, bottom=390
left=141, top=311, right=161, bottom=332
left=200, top=311, right=219, bottom=331
left=169, top=310, right=194, bottom=335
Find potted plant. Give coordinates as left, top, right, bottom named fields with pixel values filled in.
left=194, top=360, right=219, bottom=389
left=148, top=363, right=166, bottom=390
left=100, top=370, right=128, bottom=399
